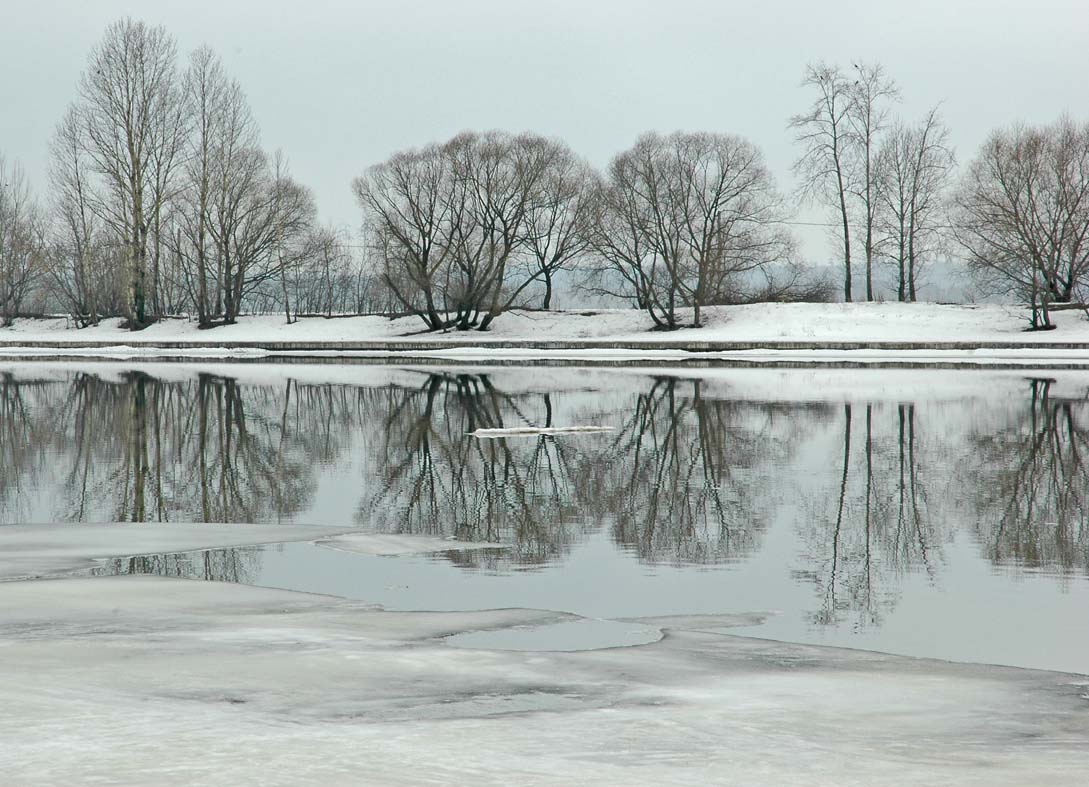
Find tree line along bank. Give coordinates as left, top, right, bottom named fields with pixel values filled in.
left=0, top=19, right=1084, bottom=332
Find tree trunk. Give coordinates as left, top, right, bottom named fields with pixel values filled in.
left=541, top=269, right=553, bottom=310
left=836, top=172, right=852, bottom=302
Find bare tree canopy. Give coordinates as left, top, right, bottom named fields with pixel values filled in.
left=954, top=117, right=1089, bottom=328
left=587, top=131, right=800, bottom=329
left=846, top=62, right=900, bottom=301
left=876, top=108, right=955, bottom=302
left=355, top=131, right=591, bottom=331
left=0, top=155, right=45, bottom=325
left=74, top=18, right=186, bottom=327
left=790, top=64, right=856, bottom=302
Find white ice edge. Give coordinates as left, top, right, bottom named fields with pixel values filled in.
left=471, top=425, right=614, bottom=438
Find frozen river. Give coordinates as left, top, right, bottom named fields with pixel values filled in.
left=3, top=361, right=1089, bottom=783
left=6, top=361, right=1089, bottom=671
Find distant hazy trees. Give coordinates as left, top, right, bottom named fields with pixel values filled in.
left=954, top=118, right=1089, bottom=329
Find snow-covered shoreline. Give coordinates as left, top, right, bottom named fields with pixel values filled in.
left=0, top=303, right=1083, bottom=344
left=4, top=303, right=1089, bottom=364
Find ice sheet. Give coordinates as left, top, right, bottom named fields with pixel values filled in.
left=1, top=575, right=1087, bottom=786
left=0, top=523, right=398, bottom=580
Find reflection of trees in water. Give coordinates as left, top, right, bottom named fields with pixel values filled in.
left=17, top=366, right=1089, bottom=586
left=0, top=372, right=324, bottom=524
left=94, top=546, right=262, bottom=583
left=599, top=378, right=827, bottom=564
left=970, top=379, right=1089, bottom=574
left=0, top=368, right=843, bottom=571
left=362, top=373, right=826, bottom=567
left=363, top=373, right=594, bottom=567
left=0, top=373, right=62, bottom=521
left=796, top=402, right=941, bottom=628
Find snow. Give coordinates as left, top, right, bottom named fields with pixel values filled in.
left=4, top=304, right=1089, bottom=364
left=1, top=574, right=1087, bottom=785
left=471, top=425, right=613, bottom=437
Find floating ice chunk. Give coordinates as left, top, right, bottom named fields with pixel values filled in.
left=470, top=425, right=613, bottom=438
left=316, top=533, right=507, bottom=556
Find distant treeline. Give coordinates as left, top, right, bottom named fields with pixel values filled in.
left=0, top=20, right=1085, bottom=331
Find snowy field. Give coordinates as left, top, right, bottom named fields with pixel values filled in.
left=3, top=304, right=1089, bottom=362
left=1, top=523, right=1088, bottom=786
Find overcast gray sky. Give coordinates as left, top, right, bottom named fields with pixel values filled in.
left=3, top=0, right=1089, bottom=264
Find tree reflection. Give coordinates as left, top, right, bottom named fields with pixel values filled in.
left=796, top=401, right=941, bottom=628
left=970, top=378, right=1089, bottom=573
left=95, top=545, right=262, bottom=583
left=599, top=377, right=824, bottom=564
left=7, top=364, right=1087, bottom=595
left=363, top=373, right=593, bottom=567
left=0, top=371, right=321, bottom=524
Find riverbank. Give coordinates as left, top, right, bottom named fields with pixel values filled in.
left=5, top=303, right=1089, bottom=364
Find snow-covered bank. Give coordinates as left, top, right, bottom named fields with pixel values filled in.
left=2, top=575, right=1087, bottom=785
left=4, top=304, right=1089, bottom=358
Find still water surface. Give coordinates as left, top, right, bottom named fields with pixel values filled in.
left=4, top=363, right=1088, bottom=672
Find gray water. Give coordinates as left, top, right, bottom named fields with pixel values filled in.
left=5, top=362, right=1089, bottom=672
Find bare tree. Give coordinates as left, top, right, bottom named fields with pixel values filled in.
left=71, top=19, right=186, bottom=327
left=846, top=62, right=900, bottom=301
left=357, top=131, right=566, bottom=331
left=876, top=108, right=955, bottom=301
left=790, top=63, right=856, bottom=301
left=521, top=138, right=596, bottom=310
left=169, top=45, right=273, bottom=325
left=0, top=155, right=45, bottom=325
left=587, top=131, right=795, bottom=328
left=354, top=143, right=453, bottom=329
left=954, top=117, right=1089, bottom=328
left=224, top=151, right=315, bottom=324
left=443, top=131, right=552, bottom=330
left=48, top=110, right=111, bottom=325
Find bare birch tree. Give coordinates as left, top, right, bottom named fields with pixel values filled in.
left=48, top=109, right=116, bottom=325
left=846, top=61, right=899, bottom=301
left=170, top=45, right=264, bottom=324
left=876, top=108, right=955, bottom=301
left=790, top=63, right=856, bottom=301
left=71, top=18, right=185, bottom=327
